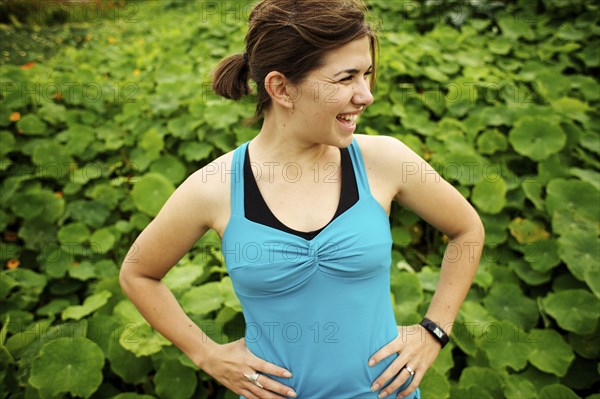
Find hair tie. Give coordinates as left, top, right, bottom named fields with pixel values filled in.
left=243, top=52, right=249, bottom=64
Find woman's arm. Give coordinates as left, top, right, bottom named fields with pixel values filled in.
left=364, top=135, right=484, bottom=398
left=119, top=167, right=220, bottom=367
left=119, top=162, right=295, bottom=399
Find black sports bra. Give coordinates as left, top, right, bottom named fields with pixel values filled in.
left=244, top=145, right=359, bottom=240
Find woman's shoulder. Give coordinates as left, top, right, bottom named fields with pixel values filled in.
left=353, top=133, right=415, bottom=169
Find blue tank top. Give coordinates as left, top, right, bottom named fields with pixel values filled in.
left=222, top=137, right=420, bottom=399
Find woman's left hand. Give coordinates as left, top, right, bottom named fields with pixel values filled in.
left=368, top=324, right=442, bottom=398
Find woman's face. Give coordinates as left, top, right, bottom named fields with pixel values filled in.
left=288, top=35, right=375, bottom=147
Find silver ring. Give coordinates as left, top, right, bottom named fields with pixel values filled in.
left=405, top=365, right=415, bottom=376
left=244, top=372, right=264, bottom=388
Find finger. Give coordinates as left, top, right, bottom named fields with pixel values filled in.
left=368, top=339, right=401, bottom=367
left=245, top=350, right=293, bottom=380
left=397, top=369, right=425, bottom=399
left=244, top=379, right=290, bottom=399
left=376, top=369, right=412, bottom=399
left=370, top=356, right=404, bottom=393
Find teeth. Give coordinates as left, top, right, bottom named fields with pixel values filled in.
left=338, top=114, right=358, bottom=122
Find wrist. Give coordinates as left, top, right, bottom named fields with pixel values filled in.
left=419, top=317, right=450, bottom=349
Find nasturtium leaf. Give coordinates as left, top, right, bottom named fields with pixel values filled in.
left=538, top=384, right=580, bottom=399
left=58, top=222, right=90, bottom=244
left=112, top=394, right=156, bottom=399
left=29, top=337, right=104, bottom=398
left=36, top=299, right=72, bottom=316
left=542, top=290, right=600, bottom=335
left=483, top=283, right=539, bottom=330
left=220, top=276, right=242, bottom=312
left=154, top=359, right=197, bottom=399
left=150, top=154, right=187, bottom=184
left=62, top=290, right=112, bottom=321
left=521, top=179, right=544, bottom=211
left=119, top=323, right=171, bottom=357
left=0, top=131, right=16, bottom=156
left=569, top=168, right=600, bottom=191
left=67, top=199, right=110, bottom=227
left=90, top=184, right=123, bottom=210
left=89, top=227, right=116, bottom=254
left=139, top=128, right=164, bottom=161
left=480, top=213, right=509, bottom=247
left=546, top=179, right=599, bottom=235
left=12, top=191, right=64, bottom=222
left=107, top=330, right=153, bottom=384
left=181, top=282, right=223, bottom=315
left=528, top=329, right=574, bottom=376
left=419, top=367, right=450, bottom=399
left=479, top=320, right=533, bottom=371
left=476, top=129, right=508, bottom=155
left=179, top=141, right=213, bottom=162
left=435, top=151, right=487, bottom=185
left=471, top=177, right=506, bottom=214
left=163, top=264, right=205, bottom=291
left=131, top=173, right=175, bottom=217
left=457, top=367, right=503, bottom=398
left=38, top=102, right=67, bottom=125
left=522, top=239, right=561, bottom=273
left=16, top=114, right=47, bottom=135
left=557, top=229, right=599, bottom=287
left=508, top=218, right=550, bottom=244
left=390, top=271, right=423, bottom=321
left=551, top=97, right=590, bottom=124
left=38, top=247, right=72, bottom=278
left=508, top=117, right=566, bottom=161
left=68, top=260, right=97, bottom=281
left=503, top=374, right=539, bottom=399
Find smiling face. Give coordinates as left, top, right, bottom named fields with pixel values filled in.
left=287, top=35, right=375, bottom=147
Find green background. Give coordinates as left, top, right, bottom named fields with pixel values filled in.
left=0, top=0, right=598, bottom=398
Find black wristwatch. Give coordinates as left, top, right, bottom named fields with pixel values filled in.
left=419, top=317, right=450, bottom=348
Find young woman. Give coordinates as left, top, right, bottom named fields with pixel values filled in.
left=120, top=1, right=484, bottom=398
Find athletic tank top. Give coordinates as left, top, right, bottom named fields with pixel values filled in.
left=222, top=136, right=420, bottom=399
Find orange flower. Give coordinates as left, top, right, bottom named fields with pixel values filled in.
left=108, top=36, right=117, bottom=44
left=9, top=112, right=20, bottom=122
left=55, top=191, right=63, bottom=198
left=54, top=91, right=63, bottom=101
left=6, top=259, right=20, bottom=269
left=20, top=62, right=35, bottom=70
left=133, top=69, right=140, bottom=76
left=71, top=261, right=79, bottom=267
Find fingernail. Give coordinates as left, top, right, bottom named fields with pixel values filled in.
left=369, top=359, right=375, bottom=366
left=371, top=383, right=380, bottom=392
left=283, top=371, right=292, bottom=378
left=378, top=391, right=387, bottom=398
left=287, top=390, right=297, bottom=397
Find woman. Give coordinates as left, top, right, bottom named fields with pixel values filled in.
left=119, top=0, right=484, bottom=398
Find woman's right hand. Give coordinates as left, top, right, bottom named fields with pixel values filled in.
left=201, top=338, right=297, bottom=399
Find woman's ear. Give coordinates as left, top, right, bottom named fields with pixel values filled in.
left=264, top=71, right=295, bottom=110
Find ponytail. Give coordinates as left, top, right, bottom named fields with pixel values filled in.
left=211, top=53, right=251, bottom=100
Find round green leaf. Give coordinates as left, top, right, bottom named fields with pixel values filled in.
left=89, top=227, right=116, bottom=254
left=32, top=141, right=73, bottom=178
left=503, top=374, right=538, bottom=399
left=419, top=367, right=450, bottom=399
left=508, top=218, right=550, bottom=244
left=528, top=329, right=574, bottom=377
left=58, top=223, right=90, bottom=244
left=16, top=114, right=47, bottom=135
left=538, top=384, right=580, bottom=399
left=557, top=230, right=599, bottom=291
left=476, top=129, right=508, bottom=155
left=131, top=173, right=175, bottom=217
left=150, top=154, right=187, bottom=184
left=154, top=359, right=197, bottom=399
left=62, top=290, right=112, bottom=321
left=457, top=367, right=503, bottom=398
left=12, top=191, right=64, bottom=222
left=0, top=131, right=16, bottom=156
left=479, top=320, right=533, bottom=371
left=508, top=117, right=566, bottom=161
left=29, top=337, right=104, bottom=398
left=119, top=323, right=172, bottom=357
left=181, top=282, right=224, bottom=315
left=67, top=199, right=111, bottom=228
left=523, top=239, right=561, bottom=273
left=483, top=283, right=539, bottom=330
left=542, top=289, right=600, bottom=335
left=471, top=177, right=507, bottom=214
left=68, top=260, right=98, bottom=281
left=107, top=330, right=153, bottom=384
left=547, top=179, right=599, bottom=235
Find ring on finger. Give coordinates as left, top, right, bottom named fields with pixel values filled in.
left=243, top=371, right=264, bottom=388
left=405, top=365, right=415, bottom=376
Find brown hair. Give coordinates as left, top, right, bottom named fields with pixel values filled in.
left=211, top=0, right=379, bottom=125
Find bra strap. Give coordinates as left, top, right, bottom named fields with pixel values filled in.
left=230, top=140, right=250, bottom=216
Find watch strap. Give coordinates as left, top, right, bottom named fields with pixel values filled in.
left=419, top=317, right=449, bottom=348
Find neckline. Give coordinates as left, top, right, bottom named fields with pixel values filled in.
left=245, top=141, right=352, bottom=241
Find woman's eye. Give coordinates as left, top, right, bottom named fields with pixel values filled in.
left=340, top=76, right=353, bottom=82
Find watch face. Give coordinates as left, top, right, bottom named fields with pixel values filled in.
left=433, top=327, right=443, bottom=339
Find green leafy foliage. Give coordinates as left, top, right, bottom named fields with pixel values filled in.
left=1, top=0, right=598, bottom=397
